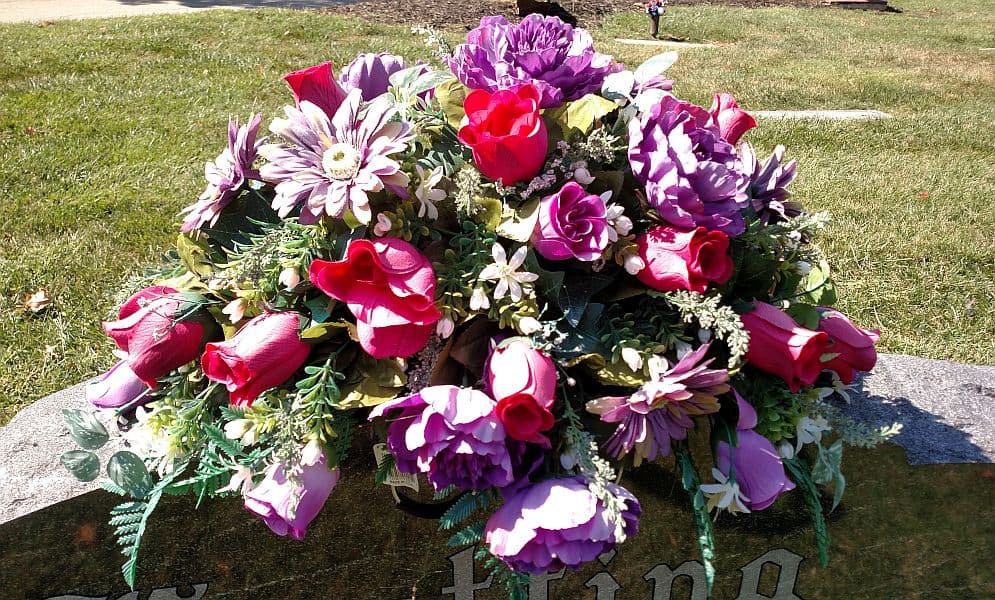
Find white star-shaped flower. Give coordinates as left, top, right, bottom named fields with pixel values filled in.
left=477, top=243, right=538, bottom=302
left=700, top=468, right=751, bottom=516
left=795, top=415, right=832, bottom=453
left=816, top=371, right=855, bottom=404
left=415, top=164, right=446, bottom=221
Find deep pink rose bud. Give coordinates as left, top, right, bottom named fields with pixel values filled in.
left=310, top=238, right=441, bottom=359
left=86, top=360, right=150, bottom=409
left=708, top=92, right=756, bottom=145
left=102, top=286, right=206, bottom=388
left=741, top=302, right=831, bottom=392
left=244, top=451, right=340, bottom=540
left=283, top=62, right=349, bottom=119
left=532, top=182, right=609, bottom=262
left=715, top=392, right=795, bottom=511
left=636, top=226, right=734, bottom=293
left=458, top=84, right=548, bottom=186
left=202, top=311, right=311, bottom=408
left=816, top=308, right=880, bottom=384
left=486, top=338, right=558, bottom=409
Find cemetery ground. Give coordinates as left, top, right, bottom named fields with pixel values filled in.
left=0, top=0, right=993, bottom=424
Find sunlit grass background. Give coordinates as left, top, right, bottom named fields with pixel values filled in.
left=1, top=0, right=993, bottom=423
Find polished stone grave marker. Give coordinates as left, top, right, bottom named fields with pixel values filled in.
left=2, top=354, right=993, bottom=599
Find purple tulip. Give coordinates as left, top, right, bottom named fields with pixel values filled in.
left=243, top=452, right=340, bottom=540
left=368, top=385, right=516, bottom=492
left=715, top=392, right=795, bottom=511
left=339, top=52, right=425, bottom=101
left=85, top=360, right=150, bottom=409
left=485, top=476, right=641, bottom=575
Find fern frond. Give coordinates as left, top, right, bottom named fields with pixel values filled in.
left=439, top=493, right=479, bottom=531
left=447, top=523, right=484, bottom=547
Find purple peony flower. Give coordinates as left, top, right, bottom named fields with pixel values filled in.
left=714, top=391, right=795, bottom=511
left=368, top=385, right=516, bottom=492
left=339, top=52, right=425, bottom=101
left=628, top=96, right=750, bottom=235
left=532, top=181, right=610, bottom=262
left=485, top=476, right=641, bottom=575
left=180, top=114, right=263, bottom=233
left=243, top=451, right=340, bottom=540
left=258, top=89, right=413, bottom=226
left=741, top=142, right=801, bottom=226
left=586, top=343, right=729, bottom=465
left=448, top=15, right=622, bottom=109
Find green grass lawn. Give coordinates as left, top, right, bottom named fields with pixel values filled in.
left=1, top=1, right=993, bottom=423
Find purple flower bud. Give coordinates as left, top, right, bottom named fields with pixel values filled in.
left=243, top=451, right=340, bottom=540
left=339, top=52, right=425, bottom=101
left=86, top=360, right=150, bottom=409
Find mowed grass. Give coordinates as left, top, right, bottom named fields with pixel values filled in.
left=0, top=2, right=993, bottom=422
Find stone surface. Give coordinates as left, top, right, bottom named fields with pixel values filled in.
left=753, top=109, right=893, bottom=120
left=613, top=38, right=719, bottom=49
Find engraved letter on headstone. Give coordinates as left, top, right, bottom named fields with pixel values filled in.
left=527, top=569, right=564, bottom=600
left=584, top=572, right=621, bottom=600
left=735, top=549, right=804, bottom=600
left=442, top=546, right=494, bottom=600
left=644, top=560, right=707, bottom=600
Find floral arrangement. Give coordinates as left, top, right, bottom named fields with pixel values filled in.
left=59, top=15, right=896, bottom=596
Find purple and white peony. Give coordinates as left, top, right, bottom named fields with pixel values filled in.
left=628, top=96, right=750, bottom=235
left=448, top=15, right=622, bottom=109
left=485, top=476, right=641, bottom=575
left=368, top=385, right=516, bottom=492
left=180, top=114, right=263, bottom=233
left=259, top=89, right=413, bottom=225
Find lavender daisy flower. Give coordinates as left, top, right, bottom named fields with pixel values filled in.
left=368, top=385, right=516, bottom=492
left=586, top=343, right=730, bottom=465
left=485, top=476, right=641, bottom=575
left=628, top=96, right=750, bottom=235
left=258, top=89, right=414, bottom=226
left=180, top=114, right=262, bottom=233
left=448, top=15, right=622, bottom=109
left=741, top=142, right=801, bottom=225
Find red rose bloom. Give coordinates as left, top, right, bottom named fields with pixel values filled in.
left=708, top=92, right=756, bottom=145
left=283, top=61, right=348, bottom=119
left=458, top=84, right=548, bottom=186
left=636, top=225, right=734, bottom=293
left=816, top=307, right=880, bottom=384
left=495, top=394, right=555, bottom=446
left=741, top=302, right=831, bottom=392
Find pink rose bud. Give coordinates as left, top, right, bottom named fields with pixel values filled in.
left=741, top=302, right=831, bottom=392
left=244, top=451, right=340, bottom=540
left=708, top=92, right=756, bottom=145
left=532, top=182, right=610, bottom=262
left=816, top=308, right=880, bottom=384
left=86, top=360, right=150, bottom=409
left=486, top=338, right=558, bottom=443
left=309, top=238, right=441, bottom=359
left=636, top=225, right=734, bottom=293
left=458, top=84, right=548, bottom=186
left=102, top=286, right=207, bottom=388
left=283, top=62, right=349, bottom=119
left=202, top=312, right=311, bottom=407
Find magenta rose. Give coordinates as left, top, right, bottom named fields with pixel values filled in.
left=816, top=308, right=880, bottom=384
left=283, top=61, right=348, bottom=119
left=708, top=92, right=756, bottom=145
left=102, top=286, right=207, bottom=388
left=486, top=338, right=557, bottom=445
left=244, top=451, right=340, bottom=540
left=715, top=391, right=795, bottom=511
left=636, top=225, right=734, bottom=293
left=85, top=360, right=150, bottom=409
left=458, top=84, right=548, bottom=186
left=201, top=311, right=311, bottom=408
left=532, top=182, right=609, bottom=262
left=741, top=302, right=830, bottom=392
left=309, top=238, right=441, bottom=359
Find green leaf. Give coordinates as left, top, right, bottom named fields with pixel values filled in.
left=61, top=450, right=100, bottom=482
left=447, top=522, right=485, bottom=547
left=558, top=271, right=613, bottom=327
left=674, top=442, right=716, bottom=595
left=544, top=94, right=618, bottom=138
left=813, top=440, right=846, bottom=510
left=800, top=259, right=837, bottom=305
left=785, top=456, right=831, bottom=567
left=107, top=451, right=153, bottom=499
left=496, top=198, right=540, bottom=243
left=300, top=320, right=352, bottom=344
left=62, top=408, right=109, bottom=450
left=434, top=80, right=470, bottom=128
left=786, top=302, right=820, bottom=329
left=176, top=233, right=218, bottom=277
left=305, top=296, right=334, bottom=323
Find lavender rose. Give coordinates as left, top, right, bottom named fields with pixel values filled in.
left=368, top=385, right=516, bottom=492
left=532, top=182, right=610, bottom=262
left=628, top=96, right=750, bottom=235
left=485, top=476, right=641, bottom=575
left=448, top=15, right=622, bottom=109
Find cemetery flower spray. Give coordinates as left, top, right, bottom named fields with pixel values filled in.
left=62, top=16, right=892, bottom=597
